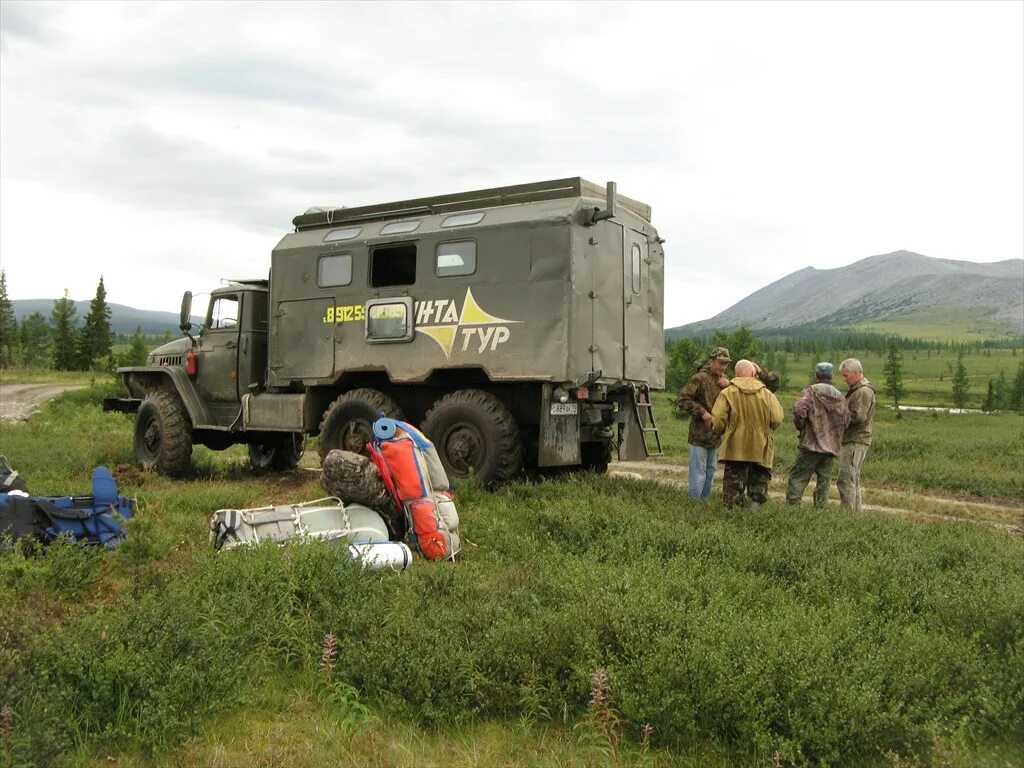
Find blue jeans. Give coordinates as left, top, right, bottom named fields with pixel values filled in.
left=688, top=445, right=718, bottom=499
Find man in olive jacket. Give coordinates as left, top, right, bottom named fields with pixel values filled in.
left=837, top=358, right=876, bottom=512
left=711, top=359, right=785, bottom=508
left=674, top=346, right=732, bottom=499
left=786, top=362, right=851, bottom=507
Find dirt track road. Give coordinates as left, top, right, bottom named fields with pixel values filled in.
left=611, top=460, right=1023, bottom=533
left=0, top=383, right=85, bottom=422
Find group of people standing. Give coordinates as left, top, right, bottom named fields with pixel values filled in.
left=674, top=347, right=876, bottom=510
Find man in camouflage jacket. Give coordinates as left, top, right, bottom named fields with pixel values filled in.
left=837, top=358, right=877, bottom=512
left=674, top=347, right=732, bottom=499
left=786, top=362, right=851, bottom=507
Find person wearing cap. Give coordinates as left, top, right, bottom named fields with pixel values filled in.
left=837, top=358, right=877, bottom=512
left=710, top=359, right=784, bottom=508
left=786, top=362, right=851, bottom=507
left=674, top=346, right=733, bottom=499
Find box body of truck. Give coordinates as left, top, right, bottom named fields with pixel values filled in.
left=110, top=178, right=665, bottom=483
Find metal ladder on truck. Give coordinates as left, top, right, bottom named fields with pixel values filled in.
left=631, top=383, right=663, bottom=457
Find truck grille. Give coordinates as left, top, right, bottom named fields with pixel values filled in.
left=159, top=355, right=184, bottom=367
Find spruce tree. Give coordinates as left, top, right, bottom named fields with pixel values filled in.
left=18, top=312, right=50, bottom=367
left=50, top=290, right=78, bottom=370
left=982, top=381, right=996, bottom=412
left=0, top=270, right=16, bottom=367
left=77, top=276, right=113, bottom=369
left=1011, top=360, right=1024, bottom=414
left=121, top=327, right=150, bottom=366
left=883, top=341, right=907, bottom=416
left=950, top=350, right=970, bottom=410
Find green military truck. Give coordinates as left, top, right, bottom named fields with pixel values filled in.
left=106, top=177, right=665, bottom=486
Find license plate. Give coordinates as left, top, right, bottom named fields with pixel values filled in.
left=549, top=402, right=578, bottom=416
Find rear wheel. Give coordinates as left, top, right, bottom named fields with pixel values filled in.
left=580, top=440, right=612, bottom=473
left=248, top=432, right=306, bottom=472
left=134, top=391, right=192, bottom=476
left=421, top=389, right=522, bottom=487
left=318, top=388, right=403, bottom=462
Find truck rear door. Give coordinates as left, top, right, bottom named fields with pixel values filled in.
left=622, top=227, right=650, bottom=381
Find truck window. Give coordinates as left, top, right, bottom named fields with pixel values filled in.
left=440, top=211, right=485, bottom=228
left=380, top=220, right=421, bottom=235
left=365, top=298, right=414, bottom=343
left=436, top=240, right=476, bottom=277
left=323, top=226, right=361, bottom=242
left=318, top=253, right=353, bottom=287
left=210, top=296, right=239, bottom=329
left=371, top=243, right=416, bottom=287
left=631, top=244, right=642, bottom=294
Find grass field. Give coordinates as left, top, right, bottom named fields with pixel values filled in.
left=763, top=348, right=1022, bottom=410
left=1, top=385, right=1022, bottom=767
left=851, top=305, right=1022, bottom=344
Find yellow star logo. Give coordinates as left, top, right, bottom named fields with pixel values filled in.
left=417, top=288, right=519, bottom=359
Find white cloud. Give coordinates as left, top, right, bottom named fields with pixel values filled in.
left=1, top=0, right=1020, bottom=326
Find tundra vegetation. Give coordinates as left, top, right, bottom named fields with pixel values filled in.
left=0, top=378, right=1021, bottom=767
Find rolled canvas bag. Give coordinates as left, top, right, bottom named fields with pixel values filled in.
left=210, top=497, right=394, bottom=552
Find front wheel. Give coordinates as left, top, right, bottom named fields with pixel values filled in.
left=421, top=389, right=522, bottom=487
left=248, top=433, right=306, bottom=472
left=134, top=391, right=192, bottom=476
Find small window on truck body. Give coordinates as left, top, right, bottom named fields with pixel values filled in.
left=365, top=297, right=414, bottom=343
left=380, top=220, right=421, bottom=235
left=318, top=253, right=352, bottom=287
left=323, top=226, right=361, bottom=242
left=436, top=240, right=476, bottom=277
left=371, top=243, right=417, bottom=287
left=440, top=211, right=485, bottom=228
left=631, top=244, right=641, bottom=294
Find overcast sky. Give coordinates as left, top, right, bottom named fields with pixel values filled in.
left=1, top=0, right=1021, bottom=327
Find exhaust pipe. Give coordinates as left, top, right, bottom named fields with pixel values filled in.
left=589, top=181, right=617, bottom=224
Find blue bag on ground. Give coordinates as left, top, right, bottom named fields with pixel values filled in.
left=0, top=466, right=134, bottom=549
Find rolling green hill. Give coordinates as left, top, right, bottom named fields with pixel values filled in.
left=671, top=251, right=1023, bottom=342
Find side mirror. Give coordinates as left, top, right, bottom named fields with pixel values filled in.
left=179, top=291, right=193, bottom=332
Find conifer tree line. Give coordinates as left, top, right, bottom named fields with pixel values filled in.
left=0, top=271, right=152, bottom=371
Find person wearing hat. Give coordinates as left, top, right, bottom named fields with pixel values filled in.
left=674, top=346, right=733, bottom=499
left=786, top=362, right=851, bottom=507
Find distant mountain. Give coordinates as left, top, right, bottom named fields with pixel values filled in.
left=671, top=251, right=1024, bottom=340
left=12, top=299, right=193, bottom=336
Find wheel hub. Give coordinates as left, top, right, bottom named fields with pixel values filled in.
left=143, top=419, right=161, bottom=455
left=442, top=425, right=484, bottom=474
left=342, top=420, right=372, bottom=453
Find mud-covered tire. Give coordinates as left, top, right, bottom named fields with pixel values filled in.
left=580, top=440, right=612, bottom=473
left=318, top=388, right=403, bottom=462
left=421, top=389, right=522, bottom=487
left=134, top=391, right=192, bottom=476
left=248, top=433, right=306, bottom=472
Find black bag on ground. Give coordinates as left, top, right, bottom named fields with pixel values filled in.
left=0, top=494, right=49, bottom=545
left=0, top=455, right=28, bottom=493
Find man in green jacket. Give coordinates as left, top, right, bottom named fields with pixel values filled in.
left=674, top=347, right=732, bottom=499
left=837, top=358, right=876, bottom=512
left=711, top=359, right=785, bottom=508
